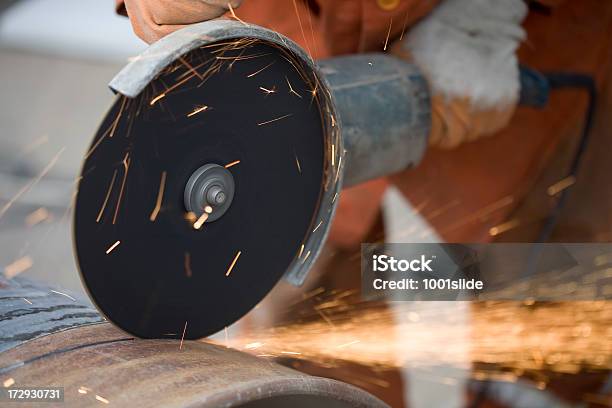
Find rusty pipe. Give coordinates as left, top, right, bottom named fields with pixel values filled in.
left=0, top=278, right=387, bottom=408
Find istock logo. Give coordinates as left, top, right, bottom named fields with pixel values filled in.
left=372, top=254, right=434, bottom=272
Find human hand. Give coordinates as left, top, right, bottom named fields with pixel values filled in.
left=122, top=0, right=243, bottom=43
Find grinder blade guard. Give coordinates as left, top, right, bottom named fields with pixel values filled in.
left=74, top=20, right=429, bottom=339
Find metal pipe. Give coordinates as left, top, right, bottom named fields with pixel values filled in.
left=0, top=278, right=387, bottom=408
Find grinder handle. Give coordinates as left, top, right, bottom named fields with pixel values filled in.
left=318, top=54, right=431, bottom=187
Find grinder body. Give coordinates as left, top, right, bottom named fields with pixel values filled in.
left=318, top=54, right=429, bottom=188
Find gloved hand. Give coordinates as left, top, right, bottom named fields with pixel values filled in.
left=393, top=0, right=528, bottom=149
left=428, top=95, right=517, bottom=149
left=120, top=0, right=243, bottom=44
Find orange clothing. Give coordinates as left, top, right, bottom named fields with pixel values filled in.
left=115, top=0, right=609, bottom=245
left=117, top=1, right=439, bottom=58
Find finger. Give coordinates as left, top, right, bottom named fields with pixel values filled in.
left=124, top=0, right=186, bottom=44
left=143, top=23, right=187, bottom=44
left=150, top=0, right=243, bottom=25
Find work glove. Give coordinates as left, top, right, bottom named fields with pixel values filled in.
left=120, top=0, right=243, bottom=44
left=393, top=0, right=528, bottom=149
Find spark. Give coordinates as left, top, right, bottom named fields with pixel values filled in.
left=257, top=113, right=293, bottom=126
left=193, top=213, right=208, bottom=229
left=96, top=170, right=118, bottom=223
left=547, top=175, right=576, bottom=196
left=227, top=2, right=247, bottom=25
left=178, top=56, right=203, bottom=80
left=336, top=340, right=360, bottom=349
left=177, top=60, right=210, bottom=80
left=425, top=201, right=458, bottom=220
left=247, top=61, right=275, bottom=78
left=201, top=38, right=256, bottom=49
left=305, top=0, right=319, bottom=57
left=335, top=155, right=342, bottom=183
left=112, top=153, right=131, bottom=225
left=25, top=207, right=50, bottom=226
left=244, top=342, right=264, bottom=350
left=331, top=144, right=335, bottom=166
left=184, top=252, right=192, bottom=278
left=0, top=148, right=65, bottom=220
left=313, top=219, right=323, bottom=233
left=3, top=378, right=15, bottom=387
left=259, top=86, right=277, bottom=95
left=224, top=301, right=611, bottom=377
left=95, top=395, right=109, bottom=404
left=151, top=43, right=267, bottom=104
left=150, top=93, right=166, bottom=106
left=285, top=76, right=302, bottom=98
left=50, top=290, right=76, bottom=301
left=85, top=128, right=110, bottom=160
left=399, top=7, right=412, bottom=40
left=302, top=250, right=311, bottom=264
left=225, top=47, right=247, bottom=71
left=225, top=160, right=241, bottom=169
left=216, top=53, right=270, bottom=61
left=180, top=321, right=188, bottom=350
left=120, top=104, right=136, bottom=138
left=291, top=0, right=312, bottom=57
left=316, top=309, right=335, bottom=327
left=149, top=171, right=167, bottom=222
left=384, top=18, right=393, bottom=51
left=310, top=83, right=318, bottom=100
left=106, top=240, right=121, bottom=254
left=193, top=206, right=213, bottom=230
left=315, top=299, right=345, bottom=311
left=225, top=250, right=242, bottom=276
left=295, top=154, right=302, bottom=173
left=4, top=256, right=33, bottom=279
left=22, top=298, right=32, bottom=305
left=187, top=105, right=209, bottom=118
left=489, top=219, right=521, bottom=237
left=442, top=196, right=514, bottom=233
left=109, top=96, right=128, bottom=138
left=302, top=287, right=324, bottom=300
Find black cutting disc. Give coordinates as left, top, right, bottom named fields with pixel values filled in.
left=74, top=40, right=326, bottom=339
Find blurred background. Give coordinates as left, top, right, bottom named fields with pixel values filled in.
left=0, top=0, right=145, bottom=296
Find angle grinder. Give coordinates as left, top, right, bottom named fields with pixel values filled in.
left=73, top=20, right=432, bottom=339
